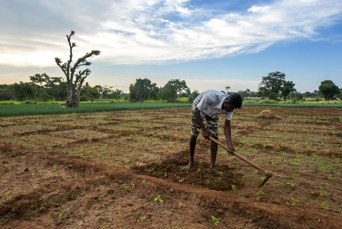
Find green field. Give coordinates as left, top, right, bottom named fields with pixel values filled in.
left=0, top=103, right=192, bottom=116
left=1, top=102, right=342, bottom=116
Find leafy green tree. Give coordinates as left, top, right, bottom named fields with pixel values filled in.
left=55, top=31, right=100, bottom=107
left=318, top=80, right=340, bottom=100
left=281, top=81, right=295, bottom=100
left=225, top=86, right=230, bottom=93
left=0, top=84, right=12, bottom=100
left=80, top=82, right=100, bottom=101
left=160, top=83, right=177, bottom=102
left=45, top=77, right=67, bottom=101
left=29, top=73, right=50, bottom=100
left=258, top=71, right=286, bottom=99
left=111, top=89, right=123, bottom=100
left=237, top=89, right=253, bottom=98
left=303, top=91, right=313, bottom=98
left=11, top=82, right=35, bottom=101
left=336, top=88, right=342, bottom=99
left=101, top=85, right=112, bottom=99
left=166, top=79, right=190, bottom=96
left=191, top=90, right=200, bottom=98
left=129, top=78, right=157, bottom=102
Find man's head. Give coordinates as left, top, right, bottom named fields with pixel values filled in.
left=222, top=93, right=243, bottom=112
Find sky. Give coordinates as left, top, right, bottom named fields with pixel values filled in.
left=0, top=0, right=341, bottom=93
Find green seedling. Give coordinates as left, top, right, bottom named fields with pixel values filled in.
left=197, top=169, right=201, bottom=173
left=321, top=202, right=329, bottom=209
left=293, top=174, right=299, bottom=177
left=5, top=192, right=10, bottom=198
left=31, top=173, right=34, bottom=177
left=328, top=177, right=333, bottom=181
left=320, top=190, right=326, bottom=197
left=231, top=185, right=236, bottom=192
left=8, top=166, right=11, bottom=171
left=291, top=198, right=299, bottom=206
left=256, top=190, right=264, bottom=195
left=256, top=190, right=264, bottom=200
left=121, top=183, right=127, bottom=189
left=206, top=179, right=210, bottom=184
left=22, top=156, right=26, bottom=159
left=154, top=195, right=163, bottom=203
left=41, top=202, right=47, bottom=206
left=137, top=216, right=146, bottom=225
left=211, top=216, right=219, bottom=226
left=59, top=210, right=67, bottom=219
left=49, top=180, right=54, bottom=187
left=164, top=172, right=167, bottom=177
left=101, top=205, right=106, bottom=210
left=52, top=165, right=57, bottom=171
left=286, top=181, right=294, bottom=187
left=74, top=173, right=78, bottom=179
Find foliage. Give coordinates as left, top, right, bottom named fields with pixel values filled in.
left=11, top=82, right=35, bottom=101
left=160, top=83, right=177, bottom=102
left=258, top=71, right=286, bottom=99
left=281, top=81, right=296, bottom=100
left=55, top=31, right=100, bottom=107
left=318, top=80, right=340, bottom=100
left=129, top=78, right=158, bottom=102
left=29, top=73, right=50, bottom=100
left=211, top=216, right=219, bottom=226
left=167, top=79, right=190, bottom=94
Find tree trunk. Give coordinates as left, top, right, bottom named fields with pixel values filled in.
left=293, top=92, right=297, bottom=104
left=67, top=81, right=75, bottom=107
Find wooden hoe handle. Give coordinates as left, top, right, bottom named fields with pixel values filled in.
left=197, top=129, right=272, bottom=188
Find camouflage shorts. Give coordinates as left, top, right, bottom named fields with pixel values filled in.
left=191, top=109, right=219, bottom=138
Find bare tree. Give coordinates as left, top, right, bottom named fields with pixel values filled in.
left=55, top=31, right=100, bottom=107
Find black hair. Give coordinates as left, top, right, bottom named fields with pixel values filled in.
left=225, top=93, right=243, bottom=108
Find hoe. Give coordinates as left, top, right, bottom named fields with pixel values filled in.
left=198, top=129, right=272, bottom=188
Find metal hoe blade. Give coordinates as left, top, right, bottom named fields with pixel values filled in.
left=258, top=171, right=272, bottom=188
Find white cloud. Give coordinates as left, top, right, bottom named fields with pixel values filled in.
left=0, top=0, right=341, bottom=67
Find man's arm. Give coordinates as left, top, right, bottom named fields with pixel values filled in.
left=193, top=107, right=210, bottom=139
left=224, top=119, right=235, bottom=155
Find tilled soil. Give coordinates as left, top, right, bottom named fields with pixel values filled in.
left=0, top=106, right=342, bottom=228
left=1, top=143, right=341, bottom=229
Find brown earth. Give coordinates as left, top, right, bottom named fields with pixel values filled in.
left=0, top=106, right=341, bottom=228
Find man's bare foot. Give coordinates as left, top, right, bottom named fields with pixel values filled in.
left=185, top=161, right=193, bottom=169
left=209, top=167, right=221, bottom=176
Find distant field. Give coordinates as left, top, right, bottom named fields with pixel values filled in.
left=0, top=103, right=192, bottom=116
left=1, top=102, right=341, bottom=116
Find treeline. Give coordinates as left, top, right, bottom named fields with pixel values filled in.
left=0, top=73, right=124, bottom=102
left=1, top=71, right=341, bottom=103
left=128, top=78, right=199, bottom=102
left=255, top=71, right=341, bottom=101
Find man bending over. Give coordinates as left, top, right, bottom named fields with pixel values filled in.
left=186, top=90, right=243, bottom=176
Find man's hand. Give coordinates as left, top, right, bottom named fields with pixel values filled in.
left=202, top=129, right=210, bottom=140
left=227, top=145, right=235, bottom=155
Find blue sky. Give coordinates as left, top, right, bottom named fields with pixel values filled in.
left=0, top=0, right=341, bottom=93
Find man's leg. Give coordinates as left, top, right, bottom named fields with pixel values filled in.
left=186, top=135, right=197, bottom=169
left=207, top=115, right=220, bottom=176
left=186, top=110, right=200, bottom=169
left=209, top=136, right=220, bottom=176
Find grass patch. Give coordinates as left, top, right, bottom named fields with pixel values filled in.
left=0, top=103, right=191, bottom=116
